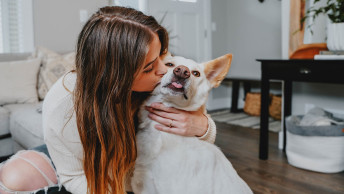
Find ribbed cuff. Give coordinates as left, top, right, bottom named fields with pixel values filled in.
left=198, top=113, right=216, bottom=144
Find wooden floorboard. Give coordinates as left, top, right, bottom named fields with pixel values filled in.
left=214, top=122, right=344, bottom=194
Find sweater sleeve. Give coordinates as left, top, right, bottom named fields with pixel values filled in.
left=42, top=73, right=89, bottom=194
left=197, top=113, right=216, bottom=144
left=44, top=124, right=88, bottom=194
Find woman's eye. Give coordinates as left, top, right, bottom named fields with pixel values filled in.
left=165, top=63, right=174, bottom=67
left=143, top=68, right=153, bottom=73
left=192, top=71, right=200, bottom=77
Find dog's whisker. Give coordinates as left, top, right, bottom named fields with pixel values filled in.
left=183, top=93, right=188, bottom=100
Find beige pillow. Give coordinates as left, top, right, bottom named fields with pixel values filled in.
left=32, top=47, right=75, bottom=100
left=0, top=58, right=41, bottom=105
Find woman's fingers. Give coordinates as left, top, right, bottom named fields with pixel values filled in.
left=147, top=103, right=180, bottom=114
left=154, top=124, right=189, bottom=136
left=148, top=113, right=192, bottom=137
left=145, top=103, right=182, bottom=121
left=148, top=113, right=179, bottom=128
left=146, top=106, right=179, bottom=120
left=145, top=102, right=207, bottom=137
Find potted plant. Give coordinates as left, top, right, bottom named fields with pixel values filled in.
left=302, top=0, right=344, bottom=51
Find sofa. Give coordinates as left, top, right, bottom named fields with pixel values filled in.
left=0, top=47, right=75, bottom=156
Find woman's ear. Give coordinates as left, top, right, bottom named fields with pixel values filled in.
left=204, top=54, right=232, bottom=88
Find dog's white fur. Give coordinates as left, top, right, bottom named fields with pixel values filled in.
left=131, top=53, right=252, bottom=194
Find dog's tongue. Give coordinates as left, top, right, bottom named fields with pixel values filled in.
left=172, top=82, right=183, bottom=88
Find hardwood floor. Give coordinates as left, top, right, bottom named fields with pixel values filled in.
left=214, top=122, right=344, bottom=194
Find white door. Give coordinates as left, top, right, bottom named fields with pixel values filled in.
left=146, top=0, right=212, bottom=62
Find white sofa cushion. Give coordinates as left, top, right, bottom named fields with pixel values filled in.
left=32, top=46, right=75, bottom=100
left=0, top=58, right=41, bottom=105
left=0, top=106, right=10, bottom=136
left=3, top=102, right=44, bottom=149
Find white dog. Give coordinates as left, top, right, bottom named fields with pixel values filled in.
left=131, top=53, right=252, bottom=194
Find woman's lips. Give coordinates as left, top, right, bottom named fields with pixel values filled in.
left=154, top=82, right=161, bottom=88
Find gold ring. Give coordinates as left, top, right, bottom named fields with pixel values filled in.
left=169, top=119, right=173, bottom=128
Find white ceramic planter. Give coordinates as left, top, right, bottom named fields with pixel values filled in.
left=327, top=22, right=344, bottom=51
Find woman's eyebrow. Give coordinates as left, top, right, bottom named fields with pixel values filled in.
left=144, top=57, right=157, bottom=69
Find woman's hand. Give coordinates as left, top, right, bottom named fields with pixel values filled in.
left=145, top=102, right=208, bottom=137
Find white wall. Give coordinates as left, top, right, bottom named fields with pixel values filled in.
left=212, top=0, right=282, bottom=80
left=32, top=0, right=109, bottom=53
left=207, top=0, right=282, bottom=110
left=292, top=83, right=344, bottom=115
left=209, top=0, right=344, bottom=115
left=30, top=0, right=344, bottom=114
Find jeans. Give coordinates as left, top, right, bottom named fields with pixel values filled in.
left=32, top=144, right=71, bottom=194
left=32, top=145, right=135, bottom=194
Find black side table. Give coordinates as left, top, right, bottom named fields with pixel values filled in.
left=257, top=59, right=344, bottom=160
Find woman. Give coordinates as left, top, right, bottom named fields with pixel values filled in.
left=0, top=6, right=216, bottom=194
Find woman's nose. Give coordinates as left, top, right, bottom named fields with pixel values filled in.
left=155, top=59, right=167, bottom=76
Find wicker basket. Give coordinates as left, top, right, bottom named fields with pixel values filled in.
left=269, top=95, right=282, bottom=120
left=243, top=92, right=261, bottom=116
left=244, top=93, right=281, bottom=118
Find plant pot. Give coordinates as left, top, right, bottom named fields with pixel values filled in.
left=327, top=22, right=344, bottom=51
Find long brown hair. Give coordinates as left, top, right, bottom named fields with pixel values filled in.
left=73, top=6, right=168, bottom=194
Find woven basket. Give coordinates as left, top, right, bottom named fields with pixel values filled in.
left=269, top=95, right=282, bottom=120
left=244, top=93, right=281, bottom=118
left=243, top=92, right=261, bottom=116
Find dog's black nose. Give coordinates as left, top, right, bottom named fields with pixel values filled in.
left=173, top=65, right=190, bottom=79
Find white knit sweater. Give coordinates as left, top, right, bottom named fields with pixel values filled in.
left=43, top=72, right=217, bottom=194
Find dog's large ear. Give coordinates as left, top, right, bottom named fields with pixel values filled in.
left=204, top=54, right=232, bottom=88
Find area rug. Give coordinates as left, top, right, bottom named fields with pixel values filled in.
left=210, top=109, right=281, bottom=132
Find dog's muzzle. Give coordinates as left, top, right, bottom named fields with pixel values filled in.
left=164, top=65, right=190, bottom=100
left=173, top=65, right=190, bottom=79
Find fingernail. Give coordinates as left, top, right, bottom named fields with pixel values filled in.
left=155, top=125, right=162, bottom=130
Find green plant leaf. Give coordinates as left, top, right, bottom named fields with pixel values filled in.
left=302, top=0, right=344, bottom=24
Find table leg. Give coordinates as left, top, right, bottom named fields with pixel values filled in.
left=283, top=80, right=292, bottom=152
left=259, top=77, right=270, bottom=160
left=0, top=133, right=11, bottom=140
left=243, top=81, right=252, bottom=100
left=231, top=80, right=240, bottom=113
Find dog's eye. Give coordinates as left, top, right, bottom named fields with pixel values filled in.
left=165, top=63, right=174, bottom=67
left=192, top=71, right=200, bottom=77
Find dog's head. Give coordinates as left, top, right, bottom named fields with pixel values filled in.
left=152, top=53, right=232, bottom=111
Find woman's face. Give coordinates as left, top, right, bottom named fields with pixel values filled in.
left=132, top=33, right=168, bottom=92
